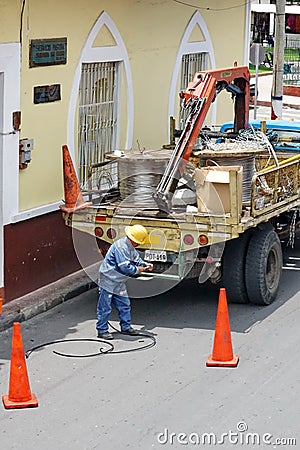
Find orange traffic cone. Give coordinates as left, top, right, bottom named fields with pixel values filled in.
left=2, top=322, right=38, bottom=409
left=206, top=288, right=239, bottom=367
left=59, top=145, right=92, bottom=213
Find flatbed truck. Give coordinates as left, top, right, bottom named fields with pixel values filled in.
left=61, top=65, right=300, bottom=306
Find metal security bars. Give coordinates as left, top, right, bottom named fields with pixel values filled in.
left=179, top=53, right=208, bottom=130
left=78, top=62, right=119, bottom=187
left=283, top=40, right=300, bottom=86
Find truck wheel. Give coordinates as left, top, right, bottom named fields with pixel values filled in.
left=222, top=230, right=253, bottom=303
left=245, top=227, right=282, bottom=305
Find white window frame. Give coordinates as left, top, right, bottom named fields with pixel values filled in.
left=68, top=11, right=134, bottom=165
left=168, top=11, right=216, bottom=140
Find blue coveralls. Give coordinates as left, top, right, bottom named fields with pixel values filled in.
left=96, top=237, right=147, bottom=333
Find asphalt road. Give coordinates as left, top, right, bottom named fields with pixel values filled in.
left=0, top=237, right=300, bottom=449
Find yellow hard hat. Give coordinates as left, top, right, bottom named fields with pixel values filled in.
left=125, top=224, right=149, bottom=245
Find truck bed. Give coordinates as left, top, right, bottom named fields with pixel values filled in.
left=65, top=151, right=300, bottom=253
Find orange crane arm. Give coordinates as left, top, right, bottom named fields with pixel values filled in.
left=154, top=65, right=250, bottom=212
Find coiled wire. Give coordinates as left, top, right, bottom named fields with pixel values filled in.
left=200, top=127, right=279, bottom=203
left=207, top=155, right=255, bottom=203
left=118, top=150, right=171, bottom=207
left=25, top=326, right=156, bottom=359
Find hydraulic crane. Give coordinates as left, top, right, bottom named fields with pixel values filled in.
left=153, top=64, right=250, bottom=212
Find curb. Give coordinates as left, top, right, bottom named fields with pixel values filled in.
left=250, top=72, right=273, bottom=78
left=0, top=265, right=98, bottom=332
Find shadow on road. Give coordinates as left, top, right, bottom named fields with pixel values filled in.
left=127, top=236, right=300, bottom=335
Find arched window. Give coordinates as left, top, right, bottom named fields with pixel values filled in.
left=168, top=11, right=216, bottom=135
left=68, top=11, right=133, bottom=187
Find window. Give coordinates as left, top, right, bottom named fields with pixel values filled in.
left=179, top=53, right=208, bottom=130
left=78, top=62, right=119, bottom=187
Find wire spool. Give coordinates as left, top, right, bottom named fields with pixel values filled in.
left=208, top=155, right=255, bottom=203
left=198, top=147, right=263, bottom=203
left=118, top=150, right=172, bottom=207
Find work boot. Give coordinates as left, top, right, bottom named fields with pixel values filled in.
left=121, top=327, right=139, bottom=336
left=97, top=331, right=114, bottom=340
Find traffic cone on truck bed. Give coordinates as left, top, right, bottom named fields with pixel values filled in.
left=60, top=145, right=92, bottom=213
left=2, top=322, right=38, bottom=409
left=206, top=288, right=239, bottom=367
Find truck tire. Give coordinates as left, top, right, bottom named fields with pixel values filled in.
left=222, top=230, right=253, bottom=303
left=245, top=227, right=282, bottom=305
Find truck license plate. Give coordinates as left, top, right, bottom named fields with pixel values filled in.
left=144, top=250, right=167, bottom=262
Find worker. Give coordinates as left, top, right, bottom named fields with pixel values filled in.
left=96, top=224, right=153, bottom=339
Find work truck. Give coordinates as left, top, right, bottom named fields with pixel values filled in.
left=61, top=64, right=300, bottom=306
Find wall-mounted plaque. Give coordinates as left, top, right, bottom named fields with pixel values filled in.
left=34, top=84, right=61, bottom=104
left=29, top=38, right=67, bottom=68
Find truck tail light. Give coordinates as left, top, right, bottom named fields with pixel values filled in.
left=107, top=228, right=117, bottom=239
left=199, top=235, right=208, bottom=245
left=95, top=227, right=103, bottom=238
left=183, top=234, right=194, bottom=245
left=96, top=215, right=106, bottom=222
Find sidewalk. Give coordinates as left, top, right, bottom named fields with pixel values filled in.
left=254, top=72, right=300, bottom=110
left=0, top=265, right=98, bottom=332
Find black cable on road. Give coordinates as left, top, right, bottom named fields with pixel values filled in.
left=25, top=338, right=114, bottom=359
left=25, top=325, right=157, bottom=359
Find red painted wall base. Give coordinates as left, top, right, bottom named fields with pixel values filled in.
left=4, top=211, right=99, bottom=303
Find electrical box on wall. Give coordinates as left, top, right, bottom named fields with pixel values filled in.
left=19, top=138, right=34, bottom=169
